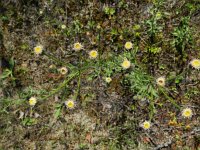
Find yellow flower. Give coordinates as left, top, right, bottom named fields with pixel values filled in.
left=121, top=59, right=131, bottom=69
left=59, top=67, right=68, bottom=75
left=124, top=42, right=133, bottom=50
left=142, top=121, right=151, bottom=130
left=105, top=77, right=112, bottom=83
left=73, top=42, right=83, bottom=51
left=190, top=59, right=200, bottom=69
left=34, top=45, right=43, bottom=55
left=65, top=100, right=75, bottom=109
left=155, top=12, right=162, bottom=19
left=182, top=108, right=193, bottom=118
left=156, top=77, right=165, bottom=87
left=29, top=97, right=37, bottom=106
left=61, top=24, right=66, bottom=29
left=89, top=50, right=98, bottom=59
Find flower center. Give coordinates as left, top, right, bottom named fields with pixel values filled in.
left=35, top=47, right=41, bottom=52
left=144, top=123, right=150, bottom=128
left=92, top=52, right=96, bottom=55
left=75, top=44, right=81, bottom=49
left=124, top=61, right=129, bottom=66
left=184, top=111, right=191, bottom=116
left=193, top=60, right=200, bottom=66
left=67, top=102, right=74, bottom=108
left=61, top=69, right=66, bottom=73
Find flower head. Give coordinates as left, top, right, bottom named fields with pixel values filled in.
left=156, top=77, right=165, bottom=87
left=121, top=59, right=131, bottom=69
left=65, top=99, right=76, bottom=109
left=34, top=45, right=43, bottom=55
left=29, top=97, right=37, bottom=106
left=190, top=59, right=200, bottom=69
left=59, top=67, right=68, bottom=75
left=182, top=108, right=193, bottom=118
left=141, top=121, right=151, bottom=130
left=105, top=77, right=112, bottom=83
left=61, top=24, right=66, bottom=29
left=89, top=50, right=98, bottom=59
left=73, top=42, right=83, bottom=51
left=124, top=42, right=133, bottom=50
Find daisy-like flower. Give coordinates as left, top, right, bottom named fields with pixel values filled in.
left=73, top=42, right=83, bottom=51
left=156, top=77, right=165, bottom=87
left=89, top=50, right=98, bottom=59
left=29, top=97, right=37, bottom=106
left=61, top=24, right=66, bottom=29
left=124, top=42, right=133, bottom=50
left=121, top=59, right=131, bottom=69
left=59, top=67, right=68, bottom=75
left=141, top=121, right=151, bottom=130
left=190, top=59, right=200, bottom=69
left=105, top=77, right=112, bottom=83
left=182, top=108, right=193, bottom=118
left=65, top=99, right=76, bottom=109
left=34, top=45, right=43, bottom=55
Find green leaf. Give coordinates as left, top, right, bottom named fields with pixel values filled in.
left=9, top=57, right=15, bottom=70
left=0, top=69, right=12, bottom=79
left=54, top=106, right=62, bottom=118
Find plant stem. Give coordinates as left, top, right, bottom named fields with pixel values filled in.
left=160, top=88, right=180, bottom=109
left=41, top=71, right=79, bottom=100
left=75, top=52, right=82, bottom=100
left=43, top=52, right=73, bottom=70
left=97, top=28, right=102, bottom=77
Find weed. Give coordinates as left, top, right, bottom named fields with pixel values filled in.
left=171, top=17, right=193, bottom=73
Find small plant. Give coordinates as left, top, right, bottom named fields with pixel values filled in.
left=125, top=67, right=158, bottom=119
left=143, top=1, right=164, bottom=74
left=171, top=17, right=193, bottom=73
left=126, top=67, right=158, bottom=100
left=145, top=8, right=163, bottom=43
left=22, top=117, right=37, bottom=126
left=0, top=57, right=16, bottom=83
left=103, top=6, right=115, bottom=17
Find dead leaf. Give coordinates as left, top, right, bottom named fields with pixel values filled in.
left=142, top=136, right=151, bottom=144
left=19, top=110, right=24, bottom=119
left=85, top=133, right=92, bottom=143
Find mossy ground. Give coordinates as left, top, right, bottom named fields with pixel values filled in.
left=0, top=0, right=200, bottom=149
